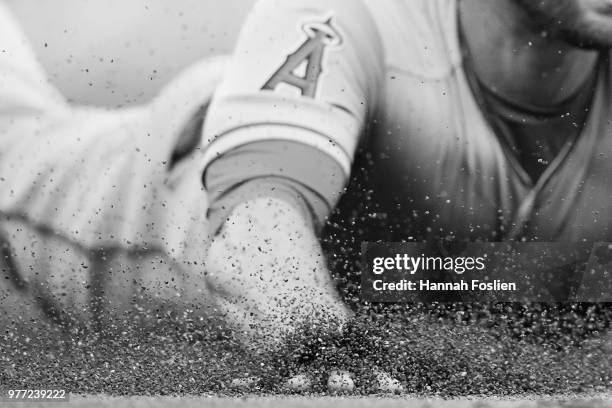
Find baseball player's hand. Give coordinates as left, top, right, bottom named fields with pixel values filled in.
left=205, top=197, right=351, bottom=350
left=205, top=197, right=404, bottom=393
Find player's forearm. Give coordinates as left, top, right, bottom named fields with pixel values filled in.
left=206, top=195, right=349, bottom=343
left=201, top=132, right=354, bottom=340
left=207, top=194, right=323, bottom=294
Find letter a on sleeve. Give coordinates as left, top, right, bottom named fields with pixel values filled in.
left=202, top=0, right=384, bottom=227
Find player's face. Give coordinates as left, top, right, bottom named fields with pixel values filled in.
left=513, top=0, right=612, bottom=48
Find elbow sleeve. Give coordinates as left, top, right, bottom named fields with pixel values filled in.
left=203, top=134, right=349, bottom=234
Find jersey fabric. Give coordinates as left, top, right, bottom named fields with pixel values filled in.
left=0, top=1, right=221, bottom=326
left=202, top=0, right=612, bottom=243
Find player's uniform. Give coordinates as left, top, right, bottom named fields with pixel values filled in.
left=0, top=1, right=221, bottom=327
left=2, top=0, right=611, bottom=328
left=203, top=0, right=612, bottom=244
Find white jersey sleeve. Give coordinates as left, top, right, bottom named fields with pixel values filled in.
left=201, top=0, right=384, bottom=231
left=0, top=0, right=222, bottom=256
left=0, top=2, right=227, bottom=324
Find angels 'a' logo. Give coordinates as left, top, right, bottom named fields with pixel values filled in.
left=262, top=17, right=342, bottom=98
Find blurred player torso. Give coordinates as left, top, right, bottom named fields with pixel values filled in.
left=332, top=0, right=612, bottom=244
